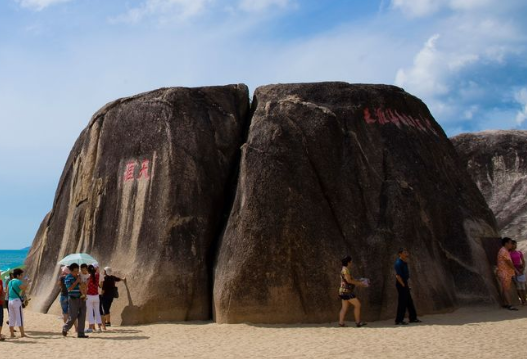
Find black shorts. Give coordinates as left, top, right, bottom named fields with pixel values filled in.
left=339, top=293, right=356, bottom=300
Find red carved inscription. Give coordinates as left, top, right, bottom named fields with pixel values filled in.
left=123, top=159, right=152, bottom=183
left=138, top=160, right=150, bottom=180
left=124, top=161, right=136, bottom=182
left=364, top=108, right=375, bottom=124
left=362, top=107, right=437, bottom=136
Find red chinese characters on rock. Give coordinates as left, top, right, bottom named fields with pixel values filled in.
left=138, top=160, right=150, bottom=180
left=362, top=107, right=439, bottom=136
left=124, top=162, right=136, bottom=182
left=123, top=159, right=151, bottom=183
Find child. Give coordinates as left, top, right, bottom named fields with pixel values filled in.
left=79, top=264, right=91, bottom=300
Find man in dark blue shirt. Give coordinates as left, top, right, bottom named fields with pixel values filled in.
left=61, top=263, right=88, bottom=338
left=394, top=248, right=421, bottom=325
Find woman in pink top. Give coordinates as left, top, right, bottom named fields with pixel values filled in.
left=510, top=240, right=526, bottom=305
left=497, top=237, right=518, bottom=310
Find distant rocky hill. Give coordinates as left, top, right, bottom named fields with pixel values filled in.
left=452, top=130, right=527, bottom=249
left=25, top=82, right=500, bottom=325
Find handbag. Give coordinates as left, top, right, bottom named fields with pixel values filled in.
left=113, top=286, right=119, bottom=299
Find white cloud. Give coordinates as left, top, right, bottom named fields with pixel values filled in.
left=393, top=0, right=527, bottom=129
left=515, top=88, right=527, bottom=125
left=463, top=105, right=479, bottom=120
left=391, top=0, right=445, bottom=17
left=391, top=0, right=503, bottom=18
left=15, top=0, right=71, bottom=11
left=395, top=34, right=449, bottom=98
left=448, top=0, right=493, bottom=11
left=238, top=0, right=291, bottom=12
left=110, top=0, right=213, bottom=24
left=447, top=53, right=478, bottom=70
left=111, top=0, right=293, bottom=23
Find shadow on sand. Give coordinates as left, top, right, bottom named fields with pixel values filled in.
left=242, top=305, right=527, bottom=329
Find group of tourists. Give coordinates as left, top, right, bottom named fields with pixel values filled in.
left=338, top=239, right=526, bottom=327
left=60, top=263, right=125, bottom=338
left=338, top=248, right=421, bottom=327
left=0, top=263, right=125, bottom=340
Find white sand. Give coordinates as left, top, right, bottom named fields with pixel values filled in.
left=2, top=306, right=526, bottom=358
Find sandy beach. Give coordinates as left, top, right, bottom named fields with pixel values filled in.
left=2, top=306, right=526, bottom=358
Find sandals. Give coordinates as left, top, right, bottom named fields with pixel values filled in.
left=505, top=305, right=519, bottom=311
left=338, top=323, right=347, bottom=327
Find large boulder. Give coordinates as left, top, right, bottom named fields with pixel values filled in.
left=452, top=130, right=527, bottom=248
left=25, top=84, right=250, bottom=324
left=213, top=82, right=500, bottom=324
left=27, top=82, right=501, bottom=325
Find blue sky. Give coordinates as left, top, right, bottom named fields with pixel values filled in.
left=1, top=0, right=527, bottom=249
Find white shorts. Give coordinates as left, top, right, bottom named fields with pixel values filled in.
left=8, top=299, right=24, bottom=327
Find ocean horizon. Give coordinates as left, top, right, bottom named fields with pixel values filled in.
left=0, top=249, right=29, bottom=271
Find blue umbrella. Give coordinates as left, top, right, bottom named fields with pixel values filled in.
left=58, top=253, right=98, bottom=266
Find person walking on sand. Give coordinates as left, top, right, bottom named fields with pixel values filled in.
left=509, top=240, right=526, bottom=305
left=8, top=268, right=27, bottom=338
left=498, top=238, right=519, bottom=310
left=86, top=265, right=105, bottom=332
left=338, top=256, right=367, bottom=328
left=0, top=276, right=5, bottom=341
left=62, top=263, right=89, bottom=338
left=394, top=248, right=422, bottom=325
left=100, top=267, right=126, bottom=327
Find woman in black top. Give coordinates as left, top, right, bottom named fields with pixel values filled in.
left=100, top=267, right=125, bottom=327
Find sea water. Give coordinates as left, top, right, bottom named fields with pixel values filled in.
left=0, top=249, right=29, bottom=271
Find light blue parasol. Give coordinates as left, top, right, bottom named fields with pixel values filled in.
left=58, top=253, right=98, bottom=266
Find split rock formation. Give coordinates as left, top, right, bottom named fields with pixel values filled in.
left=26, top=82, right=500, bottom=324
